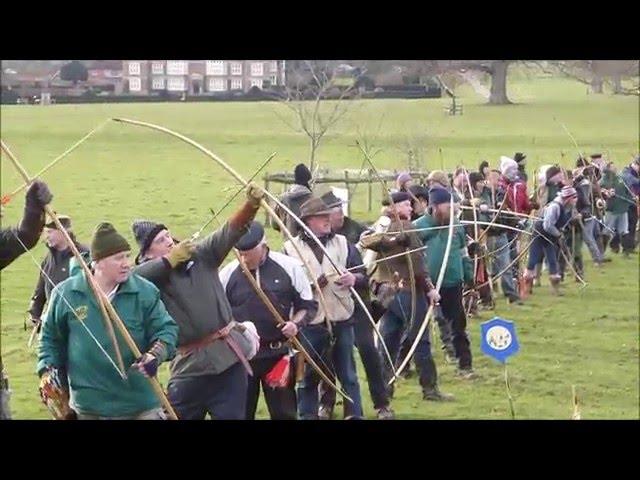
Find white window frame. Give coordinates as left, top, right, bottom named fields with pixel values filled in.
left=208, top=77, right=226, bottom=92
left=250, top=78, right=263, bottom=89
left=129, top=77, right=141, bottom=91
left=152, top=77, right=165, bottom=90
left=128, top=61, right=140, bottom=76
left=206, top=61, right=226, bottom=76
left=167, top=76, right=186, bottom=91
left=251, top=62, right=263, bottom=77
left=231, top=78, right=243, bottom=90
left=270, top=75, right=277, bottom=86
left=230, top=62, right=242, bottom=76
left=152, top=62, right=164, bottom=75
left=270, top=61, right=278, bottom=73
left=166, top=60, right=188, bottom=76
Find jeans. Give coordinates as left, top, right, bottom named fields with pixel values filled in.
left=379, top=290, right=439, bottom=391
left=439, top=285, right=472, bottom=370
left=582, top=217, right=604, bottom=262
left=397, top=305, right=455, bottom=362
left=297, top=321, right=363, bottom=419
left=246, top=354, right=297, bottom=420
left=604, top=211, right=629, bottom=237
left=487, top=233, right=519, bottom=299
left=527, top=234, right=559, bottom=276
left=622, top=204, right=638, bottom=253
left=319, top=302, right=389, bottom=411
left=167, top=362, right=248, bottom=420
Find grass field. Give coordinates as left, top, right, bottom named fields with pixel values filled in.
left=1, top=75, right=638, bottom=419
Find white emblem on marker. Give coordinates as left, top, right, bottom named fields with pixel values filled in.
left=485, top=326, right=512, bottom=351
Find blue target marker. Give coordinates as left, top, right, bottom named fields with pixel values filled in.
left=480, top=317, right=519, bottom=364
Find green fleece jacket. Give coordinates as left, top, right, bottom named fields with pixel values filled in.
left=37, top=259, right=178, bottom=417
left=412, top=213, right=472, bottom=287
left=600, top=169, right=634, bottom=214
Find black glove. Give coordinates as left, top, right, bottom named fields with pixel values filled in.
left=25, top=180, right=53, bottom=210
left=131, top=353, right=159, bottom=378
left=467, top=241, right=480, bottom=257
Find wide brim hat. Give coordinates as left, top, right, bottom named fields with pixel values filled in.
left=299, top=197, right=333, bottom=219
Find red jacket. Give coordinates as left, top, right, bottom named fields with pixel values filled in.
left=499, top=176, right=531, bottom=214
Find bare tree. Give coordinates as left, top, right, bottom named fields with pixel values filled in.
left=437, top=61, right=513, bottom=104
left=394, top=131, right=429, bottom=172
left=529, top=60, right=640, bottom=95
left=272, top=60, right=362, bottom=171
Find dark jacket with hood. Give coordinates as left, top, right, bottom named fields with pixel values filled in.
left=28, top=236, right=89, bottom=319
left=272, top=184, right=313, bottom=237
left=573, top=175, right=595, bottom=219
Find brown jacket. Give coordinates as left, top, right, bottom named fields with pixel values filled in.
left=360, top=217, right=433, bottom=294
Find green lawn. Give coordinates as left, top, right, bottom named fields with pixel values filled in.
left=1, top=76, right=638, bottom=419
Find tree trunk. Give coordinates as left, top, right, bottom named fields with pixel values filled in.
left=489, top=61, right=511, bottom=105
left=309, top=138, right=317, bottom=173
left=591, top=75, right=603, bottom=94
left=612, top=74, right=622, bottom=94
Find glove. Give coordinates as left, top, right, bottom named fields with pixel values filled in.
left=131, top=353, right=159, bottom=378
left=479, top=204, right=490, bottom=213
left=165, top=240, right=195, bottom=268
left=39, top=367, right=75, bottom=420
left=246, top=182, right=264, bottom=207
left=395, top=233, right=410, bottom=248
left=316, top=274, right=329, bottom=289
left=467, top=241, right=480, bottom=257
left=26, top=180, right=53, bottom=210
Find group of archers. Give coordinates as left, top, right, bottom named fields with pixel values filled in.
left=0, top=151, right=638, bottom=421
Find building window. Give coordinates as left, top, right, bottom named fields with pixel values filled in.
left=270, top=75, right=277, bottom=86
left=250, top=78, right=263, bottom=89
left=166, top=61, right=188, bottom=76
left=230, top=62, right=242, bottom=76
left=128, top=62, right=141, bottom=76
left=270, top=61, right=278, bottom=73
left=251, top=62, right=263, bottom=77
left=167, top=77, right=186, bottom=91
left=206, top=61, right=226, bottom=76
left=231, top=78, right=243, bottom=90
left=129, top=77, right=141, bottom=91
left=152, top=77, right=165, bottom=90
left=152, top=62, right=164, bottom=75
left=208, top=78, right=226, bottom=92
